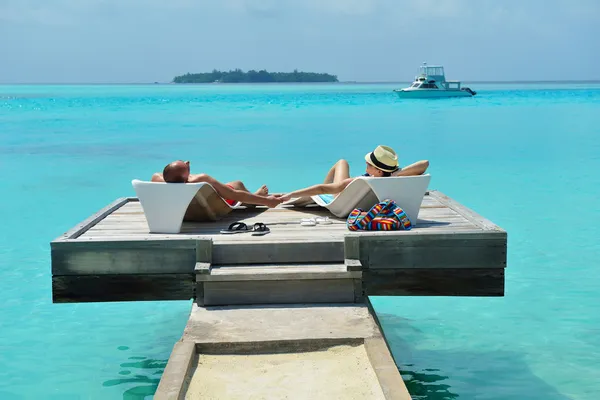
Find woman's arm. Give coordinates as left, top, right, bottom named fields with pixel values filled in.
left=280, top=178, right=354, bottom=201
left=392, top=160, right=429, bottom=176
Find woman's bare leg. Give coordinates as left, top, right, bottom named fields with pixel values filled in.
left=323, top=159, right=351, bottom=184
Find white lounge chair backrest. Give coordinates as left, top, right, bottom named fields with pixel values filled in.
left=294, top=174, right=431, bottom=225
left=310, top=180, right=378, bottom=217
left=361, top=175, right=431, bottom=224
left=131, top=180, right=239, bottom=234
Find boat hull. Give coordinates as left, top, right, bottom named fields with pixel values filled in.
left=393, top=89, right=473, bottom=98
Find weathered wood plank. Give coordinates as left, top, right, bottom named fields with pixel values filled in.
left=346, top=230, right=501, bottom=239
left=79, top=220, right=477, bottom=238
left=52, top=273, right=194, bottom=303
left=195, top=239, right=212, bottom=263
left=194, top=262, right=211, bottom=275
left=198, top=264, right=361, bottom=281
left=212, top=240, right=344, bottom=264
left=359, top=234, right=507, bottom=269
left=364, top=268, right=505, bottom=296
left=52, top=246, right=197, bottom=275
left=202, top=279, right=355, bottom=305
left=94, top=209, right=467, bottom=225
left=51, top=238, right=197, bottom=250
left=74, top=225, right=485, bottom=242
left=69, top=235, right=201, bottom=241
left=97, top=215, right=468, bottom=225
left=344, top=235, right=360, bottom=261
left=429, top=191, right=504, bottom=231
left=209, top=264, right=350, bottom=275
left=53, top=197, right=134, bottom=241
left=102, top=206, right=464, bottom=221
left=353, top=278, right=364, bottom=303
left=345, top=258, right=362, bottom=271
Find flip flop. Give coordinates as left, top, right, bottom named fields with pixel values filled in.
left=220, top=222, right=251, bottom=234
left=251, top=222, right=270, bottom=236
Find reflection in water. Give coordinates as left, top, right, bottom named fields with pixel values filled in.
left=102, top=346, right=167, bottom=399
left=399, top=364, right=459, bottom=400
left=373, top=312, right=459, bottom=399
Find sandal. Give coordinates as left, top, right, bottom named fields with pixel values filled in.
left=220, top=222, right=251, bottom=234
left=251, top=222, right=270, bottom=236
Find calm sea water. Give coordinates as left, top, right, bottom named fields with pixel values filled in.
left=1, top=83, right=599, bottom=399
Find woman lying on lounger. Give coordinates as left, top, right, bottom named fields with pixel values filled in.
left=279, top=145, right=429, bottom=201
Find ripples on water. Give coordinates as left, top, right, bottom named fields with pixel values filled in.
left=102, top=346, right=166, bottom=400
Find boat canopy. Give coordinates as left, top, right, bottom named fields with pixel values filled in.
left=416, top=63, right=446, bottom=82
left=419, top=64, right=444, bottom=77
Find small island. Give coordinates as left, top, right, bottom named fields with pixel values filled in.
left=173, top=69, right=338, bottom=84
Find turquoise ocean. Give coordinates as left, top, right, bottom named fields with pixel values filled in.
left=1, top=83, right=599, bottom=399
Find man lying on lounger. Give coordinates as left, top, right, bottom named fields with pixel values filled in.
left=279, top=145, right=429, bottom=201
left=152, top=160, right=283, bottom=208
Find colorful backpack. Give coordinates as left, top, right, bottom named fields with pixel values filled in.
left=346, top=199, right=412, bottom=231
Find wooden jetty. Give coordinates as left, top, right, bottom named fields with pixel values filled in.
left=49, top=189, right=507, bottom=399
left=50, top=190, right=506, bottom=303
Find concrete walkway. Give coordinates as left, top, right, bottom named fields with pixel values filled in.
left=156, top=303, right=412, bottom=400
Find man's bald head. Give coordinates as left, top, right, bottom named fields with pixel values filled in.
left=163, top=160, right=190, bottom=183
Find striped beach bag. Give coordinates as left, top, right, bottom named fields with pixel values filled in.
left=346, top=199, right=412, bottom=231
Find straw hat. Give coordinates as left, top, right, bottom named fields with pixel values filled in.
left=365, top=145, right=399, bottom=172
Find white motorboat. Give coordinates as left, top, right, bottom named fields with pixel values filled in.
left=393, top=63, right=476, bottom=98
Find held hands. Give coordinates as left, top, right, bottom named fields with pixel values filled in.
left=262, top=193, right=295, bottom=208
left=264, top=193, right=293, bottom=208
left=264, top=195, right=284, bottom=208
left=273, top=193, right=292, bottom=202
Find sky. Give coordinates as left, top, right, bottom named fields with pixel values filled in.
left=0, top=0, right=599, bottom=83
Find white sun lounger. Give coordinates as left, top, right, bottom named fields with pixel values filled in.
left=131, top=180, right=241, bottom=233
left=285, top=174, right=431, bottom=225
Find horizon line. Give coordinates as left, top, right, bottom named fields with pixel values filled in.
left=1, top=80, right=600, bottom=85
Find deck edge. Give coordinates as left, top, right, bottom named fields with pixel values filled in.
left=52, top=197, right=138, bottom=242
left=428, top=190, right=505, bottom=232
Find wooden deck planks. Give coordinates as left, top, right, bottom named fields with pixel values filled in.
left=77, top=194, right=471, bottom=241
left=80, top=208, right=474, bottom=239
left=50, top=190, right=508, bottom=302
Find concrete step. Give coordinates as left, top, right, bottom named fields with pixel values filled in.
left=196, top=263, right=362, bottom=306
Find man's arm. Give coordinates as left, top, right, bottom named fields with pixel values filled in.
left=189, top=174, right=281, bottom=208
left=392, top=160, right=429, bottom=177
left=280, top=178, right=353, bottom=201
left=151, top=173, right=165, bottom=182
